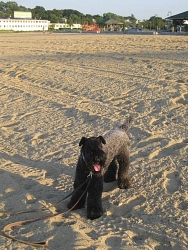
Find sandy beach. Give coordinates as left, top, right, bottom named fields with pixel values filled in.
left=0, top=32, right=187, bottom=250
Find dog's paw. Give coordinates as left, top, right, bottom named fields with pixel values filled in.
left=87, top=206, right=103, bottom=220
left=87, top=210, right=103, bottom=220
left=118, top=176, right=131, bottom=189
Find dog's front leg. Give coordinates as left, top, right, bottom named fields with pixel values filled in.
left=87, top=176, right=103, bottom=220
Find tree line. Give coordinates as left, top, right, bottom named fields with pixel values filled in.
left=0, top=1, right=172, bottom=30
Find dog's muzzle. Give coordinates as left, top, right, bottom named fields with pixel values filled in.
left=82, top=153, right=102, bottom=173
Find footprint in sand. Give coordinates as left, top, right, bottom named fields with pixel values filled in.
left=163, top=170, right=180, bottom=194
left=105, top=236, right=123, bottom=247
left=149, top=139, right=187, bottom=159
left=176, top=93, right=188, bottom=105
left=1, top=112, right=39, bottom=133
left=115, top=195, right=146, bottom=217
left=31, top=132, right=48, bottom=146
left=178, top=201, right=188, bottom=211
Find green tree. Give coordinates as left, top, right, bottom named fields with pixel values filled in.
left=0, top=1, right=18, bottom=17
left=147, top=16, right=166, bottom=30
left=93, top=14, right=103, bottom=23
left=50, top=13, right=59, bottom=23
left=32, top=6, right=47, bottom=19
left=50, top=9, right=64, bottom=23
left=103, top=12, right=118, bottom=19
left=69, top=13, right=80, bottom=24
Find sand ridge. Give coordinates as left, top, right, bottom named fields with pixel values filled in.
left=0, top=33, right=187, bottom=249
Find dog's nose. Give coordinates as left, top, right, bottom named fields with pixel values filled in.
left=95, top=158, right=100, bottom=162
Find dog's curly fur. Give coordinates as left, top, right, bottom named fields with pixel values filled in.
left=68, top=117, right=132, bottom=220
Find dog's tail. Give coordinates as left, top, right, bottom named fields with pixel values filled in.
left=119, top=116, right=133, bottom=132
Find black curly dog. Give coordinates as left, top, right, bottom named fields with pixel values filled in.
left=68, top=117, right=132, bottom=220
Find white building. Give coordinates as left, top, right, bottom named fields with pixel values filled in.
left=72, top=23, right=82, bottom=29
left=0, top=18, right=49, bottom=31
left=53, top=23, right=82, bottom=30
left=54, top=23, right=70, bottom=29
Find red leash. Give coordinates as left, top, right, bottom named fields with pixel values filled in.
left=3, top=174, right=92, bottom=247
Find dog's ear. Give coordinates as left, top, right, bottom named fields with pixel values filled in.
left=98, top=136, right=106, bottom=145
left=79, top=137, right=87, bottom=146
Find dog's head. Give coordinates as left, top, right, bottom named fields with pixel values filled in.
left=79, top=136, right=107, bottom=176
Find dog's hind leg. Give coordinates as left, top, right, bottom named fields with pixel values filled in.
left=104, top=158, right=118, bottom=182
left=117, top=152, right=131, bottom=189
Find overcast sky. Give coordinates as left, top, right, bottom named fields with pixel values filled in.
left=15, top=0, right=188, bottom=20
